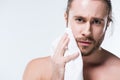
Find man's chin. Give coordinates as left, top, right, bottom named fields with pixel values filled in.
left=81, top=51, right=92, bottom=56
left=80, top=47, right=96, bottom=56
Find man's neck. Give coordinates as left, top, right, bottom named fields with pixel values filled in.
left=82, top=48, right=109, bottom=66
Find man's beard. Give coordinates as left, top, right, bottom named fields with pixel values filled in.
left=76, top=35, right=104, bottom=56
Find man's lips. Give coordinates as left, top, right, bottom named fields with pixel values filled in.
left=77, top=41, right=92, bottom=46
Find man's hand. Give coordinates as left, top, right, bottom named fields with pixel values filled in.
left=51, top=33, right=79, bottom=80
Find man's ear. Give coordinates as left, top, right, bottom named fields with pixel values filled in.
left=64, top=12, right=68, bottom=25
left=64, top=12, right=67, bottom=21
left=105, top=19, right=111, bottom=32
left=106, top=16, right=112, bottom=27
left=107, top=20, right=110, bottom=26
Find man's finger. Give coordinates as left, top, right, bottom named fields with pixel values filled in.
left=64, top=52, right=79, bottom=63
left=60, top=37, right=69, bottom=56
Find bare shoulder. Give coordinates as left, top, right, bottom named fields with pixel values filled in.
left=23, top=56, right=52, bottom=80
left=98, top=49, right=120, bottom=79
left=105, top=50, right=120, bottom=66
left=91, top=49, right=120, bottom=80
left=103, top=49, right=120, bottom=68
left=103, top=52, right=120, bottom=79
left=107, top=52, right=120, bottom=70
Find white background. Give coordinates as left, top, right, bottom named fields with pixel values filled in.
left=0, top=0, right=120, bottom=80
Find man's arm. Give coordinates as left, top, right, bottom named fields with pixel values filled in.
left=23, top=57, right=51, bottom=80
left=23, top=59, right=41, bottom=80
left=23, top=34, right=79, bottom=80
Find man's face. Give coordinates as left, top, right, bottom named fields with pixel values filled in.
left=65, top=0, right=109, bottom=56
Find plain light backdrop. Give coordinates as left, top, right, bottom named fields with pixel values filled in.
left=0, top=0, right=120, bottom=80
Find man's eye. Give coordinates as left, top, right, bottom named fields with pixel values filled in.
left=92, top=19, right=101, bottom=24
left=76, top=18, right=84, bottom=23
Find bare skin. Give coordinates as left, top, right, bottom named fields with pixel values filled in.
left=23, top=0, right=120, bottom=80
left=23, top=50, right=120, bottom=80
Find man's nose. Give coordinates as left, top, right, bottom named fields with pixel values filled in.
left=81, top=22, right=91, bottom=37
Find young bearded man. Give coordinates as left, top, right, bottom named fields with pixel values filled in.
left=23, top=0, right=120, bottom=80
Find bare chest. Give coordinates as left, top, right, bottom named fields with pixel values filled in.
left=83, top=67, right=120, bottom=80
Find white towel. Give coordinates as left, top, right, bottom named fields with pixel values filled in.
left=51, top=28, right=83, bottom=80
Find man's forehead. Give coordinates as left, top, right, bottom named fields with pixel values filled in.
left=71, top=0, right=105, bottom=7
left=69, top=0, right=108, bottom=19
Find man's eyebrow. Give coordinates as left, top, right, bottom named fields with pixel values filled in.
left=73, top=16, right=105, bottom=21
left=73, top=16, right=87, bottom=20
left=92, top=17, right=104, bottom=21
left=73, top=16, right=85, bottom=18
